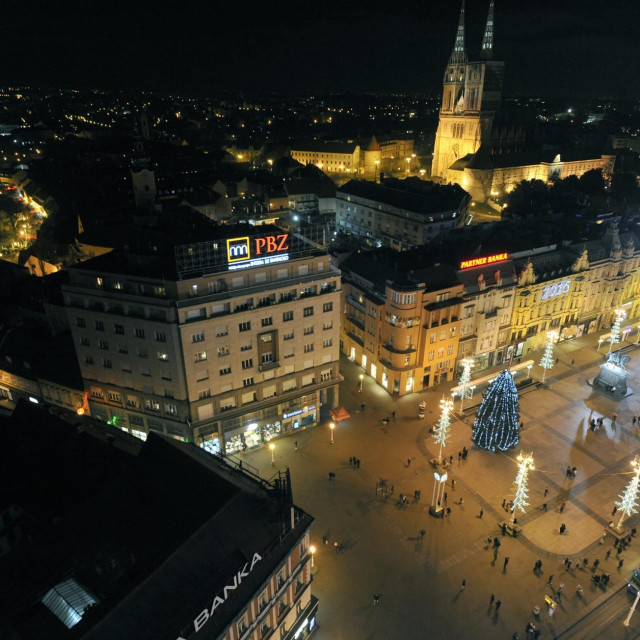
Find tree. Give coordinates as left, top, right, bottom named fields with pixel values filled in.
left=472, top=370, right=520, bottom=452
left=611, top=172, right=639, bottom=203
left=578, top=169, right=605, bottom=196
left=539, top=330, right=558, bottom=383
left=505, top=180, right=551, bottom=217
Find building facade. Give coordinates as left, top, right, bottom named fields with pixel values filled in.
left=290, top=141, right=361, bottom=175
left=62, top=225, right=342, bottom=454
left=336, top=178, right=468, bottom=251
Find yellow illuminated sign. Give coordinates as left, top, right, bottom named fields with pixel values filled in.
left=460, top=253, right=508, bottom=270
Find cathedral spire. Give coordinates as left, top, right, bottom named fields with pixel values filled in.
left=480, top=0, right=495, bottom=60
left=449, top=0, right=467, bottom=65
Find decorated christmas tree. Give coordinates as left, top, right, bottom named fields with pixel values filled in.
left=472, top=369, right=520, bottom=452
left=539, top=330, right=558, bottom=383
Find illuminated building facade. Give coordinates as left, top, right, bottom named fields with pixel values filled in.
left=456, top=254, right=516, bottom=371
left=341, top=254, right=463, bottom=395
left=290, top=141, right=361, bottom=175
left=431, top=1, right=615, bottom=202
left=63, top=224, right=341, bottom=454
left=336, top=178, right=469, bottom=251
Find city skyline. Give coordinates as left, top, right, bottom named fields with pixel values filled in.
left=6, top=0, right=640, bottom=99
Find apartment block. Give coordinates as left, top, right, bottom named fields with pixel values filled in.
left=63, top=223, right=341, bottom=453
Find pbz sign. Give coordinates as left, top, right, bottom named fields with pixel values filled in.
left=226, top=233, right=290, bottom=265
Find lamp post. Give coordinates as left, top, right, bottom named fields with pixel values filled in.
left=359, top=373, right=364, bottom=393
left=625, top=589, right=640, bottom=627
left=430, top=469, right=448, bottom=517
left=598, top=337, right=603, bottom=351
left=527, top=364, right=533, bottom=379
left=310, top=545, right=316, bottom=569
left=269, top=442, right=275, bottom=466
left=374, top=159, right=380, bottom=183
left=330, top=422, right=335, bottom=444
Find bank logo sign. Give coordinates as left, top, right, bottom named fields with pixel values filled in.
left=227, top=237, right=251, bottom=263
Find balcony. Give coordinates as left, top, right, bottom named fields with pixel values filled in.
left=346, top=314, right=365, bottom=330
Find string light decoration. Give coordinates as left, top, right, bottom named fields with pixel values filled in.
left=615, top=455, right=640, bottom=531
left=458, top=358, right=474, bottom=411
left=472, top=369, right=520, bottom=452
left=433, top=397, right=453, bottom=463
left=510, top=452, right=534, bottom=525
left=608, top=308, right=626, bottom=353
left=539, top=330, right=558, bottom=383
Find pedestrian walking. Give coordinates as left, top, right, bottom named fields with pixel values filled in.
left=582, top=558, right=588, bottom=569
left=566, top=465, right=571, bottom=478
left=349, top=457, right=353, bottom=466
left=634, top=416, right=637, bottom=426
left=503, top=556, right=510, bottom=569
left=544, top=486, right=549, bottom=497
left=294, top=440, right=298, bottom=451
left=555, top=357, right=559, bottom=364
left=361, top=402, right=366, bottom=411
left=576, top=584, right=583, bottom=597
left=560, top=502, right=566, bottom=513
left=557, top=583, right=564, bottom=598
left=479, top=509, right=484, bottom=518
left=542, top=503, right=548, bottom=511
left=547, top=574, right=554, bottom=585
left=373, top=593, right=380, bottom=605
left=490, top=593, right=495, bottom=607
left=495, top=599, right=501, bottom=612
left=356, top=458, right=361, bottom=468
left=458, top=497, right=464, bottom=505
left=449, top=454, right=453, bottom=465
left=458, top=451, right=462, bottom=461
left=446, top=507, right=452, bottom=516
left=418, top=529, right=426, bottom=540
left=462, top=446, right=468, bottom=459
left=460, top=579, right=466, bottom=591
left=392, top=410, right=396, bottom=422
left=502, top=498, right=507, bottom=508
left=618, top=559, right=624, bottom=569
left=566, top=560, right=572, bottom=570
left=407, top=458, right=411, bottom=467
left=605, top=550, right=611, bottom=560
left=443, top=492, right=448, bottom=502
left=451, top=479, right=456, bottom=489
left=560, top=523, right=566, bottom=535
left=612, top=505, right=618, bottom=516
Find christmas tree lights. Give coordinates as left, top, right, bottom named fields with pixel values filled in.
left=458, top=358, right=474, bottom=411
left=608, top=308, right=626, bottom=353
left=510, top=452, right=534, bottom=525
left=472, top=369, right=520, bottom=452
left=539, top=330, right=558, bottom=383
left=616, top=455, right=640, bottom=531
left=433, top=397, right=453, bottom=463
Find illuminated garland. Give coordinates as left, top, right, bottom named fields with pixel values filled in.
left=472, top=370, right=520, bottom=452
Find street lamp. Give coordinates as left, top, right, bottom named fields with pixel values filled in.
left=330, top=422, right=335, bottom=444
left=598, top=337, right=604, bottom=351
left=430, top=469, right=448, bottom=517
left=310, top=545, right=316, bottom=569
left=527, top=364, right=533, bottom=379
left=359, top=373, right=364, bottom=393
left=269, top=442, right=275, bottom=466
left=625, top=589, right=640, bottom=627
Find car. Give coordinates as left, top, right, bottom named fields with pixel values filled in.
left=628, top=567, right=640, bottom=594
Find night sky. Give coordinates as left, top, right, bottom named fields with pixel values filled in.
left=7, top=0, right=640, bottom=98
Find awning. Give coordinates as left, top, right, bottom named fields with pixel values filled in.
left=330, top=407, right=351, bottom=422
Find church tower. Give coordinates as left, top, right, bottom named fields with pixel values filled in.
left=431, top=1, right=504, bottom=184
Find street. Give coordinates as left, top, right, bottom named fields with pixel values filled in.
left=242, top=334, right=640, bottom=639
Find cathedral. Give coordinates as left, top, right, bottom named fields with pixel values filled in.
left=430, top=1, right=615, bottom=203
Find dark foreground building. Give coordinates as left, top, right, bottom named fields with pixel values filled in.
left=0, top=401, right=317, bottom=640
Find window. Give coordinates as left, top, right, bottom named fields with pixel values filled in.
left=429, top=334, right=436, bottom=344
left=278, top=597, right=288, bottom=616
left=157, top=352, right=169, bottom=361
left=189, top=284, right=198, bottom=297
left=114, top=324, right=124, bottom=335
left=303, top=326, right=314, bottom=335
left=283, top=311, right=294, bottom=322
left=240, top=343, right=252, bottom=351
left=80, top=337, right=90, bottom=347
left=95, top=320, right=104, bottom=331
left=195, top=351, right=207, bottom=362
left=237, top=612, right=249, bottom=636
left=437, top=348, right=444, bottom=359
left=108, top=391, right=121, bottom=402
left=261, top=317, right=273, bottom=327
left=243, top=377, right=254, bottom=387
left=145, top=399, right=160, bottom=412
left=303, top=307, right=314, bottom=317
left=102, top=358, right=112, bottom=368
left=85, top=355, right=94, bottom=365
left=447, top=344, right=454, bottom=355
left=90, top=388, right=104, bottom=399
left=193, top=331, right=205, bottom=342
left=323, top=302, right=333, bottom=312
left=283, top=332, right=294, bottom=340
left=262, top=352, right=274, bottom=364
left=323, top=321, right=333, bottom=330
left=220, top=366, right=232, bottom=375
left=76, top=317, right=86, bottom=328
left=217, top=346, right=229, bottom=357
left=216, top=326, right=228, bottom=337
left=198, top=389, right=211, bottom=399
left=304, top=343, right=314, bottom=353
left=239, top=321, right=251, bottom=332
left=261, top=622, right=270, bottom=638
left=242, top=358, right=253, bottom=369
left=428, top=350, right=435, bottom=361
left=134, top=328, right=145, bottom=339
left=98, top=340, right=109, bottom=350
left=323, top=338, right=333, bottom=348
left=164, top=403, right=177, bottom=415
left=155, top=331, right=166, bottom=342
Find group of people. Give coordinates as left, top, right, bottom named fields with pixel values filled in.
left=348, top=456, right=361, bottom=468
left=565, top=465, right=578, bottom=479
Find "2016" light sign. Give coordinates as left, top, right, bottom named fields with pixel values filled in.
left=541, top=280, right=571, bottom=300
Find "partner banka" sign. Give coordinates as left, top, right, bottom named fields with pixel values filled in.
left=226, top=233, right=290, bottom=271
left=460, top=252, right=508, bottom=270
left=175, top=552, right=263, bottom=638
